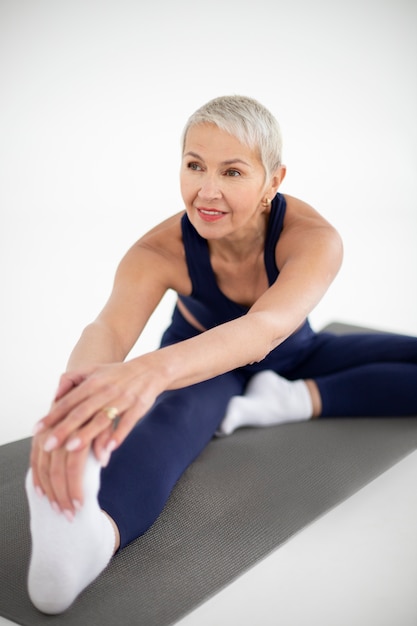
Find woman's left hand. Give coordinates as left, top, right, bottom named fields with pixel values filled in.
left=33, top=359, right=163, bottom=470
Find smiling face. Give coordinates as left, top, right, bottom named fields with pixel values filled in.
left=180, top=123, right=284, bottom=242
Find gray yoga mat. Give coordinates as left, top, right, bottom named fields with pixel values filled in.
left=1, top=324, right=417, bottom=626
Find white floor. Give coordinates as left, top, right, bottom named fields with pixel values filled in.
left=1, top=440, right=417, bottom=626
left=178, top=450, right=417, bottom=626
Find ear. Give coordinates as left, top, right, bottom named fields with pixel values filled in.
left=268, top=165, right=286, bottom=198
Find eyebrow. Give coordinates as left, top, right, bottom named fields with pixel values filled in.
left=183, top=151, right=251, bottom=167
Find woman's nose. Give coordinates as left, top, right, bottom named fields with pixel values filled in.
left=197, top=175, right=222, bottom=200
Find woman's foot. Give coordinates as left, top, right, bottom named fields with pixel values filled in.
left=218, top=370, right=313, bottom=435
left=26, top=452, right=116, bottom=614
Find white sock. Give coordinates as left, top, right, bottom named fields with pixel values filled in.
left=26, top=451, right=115, bottom=614
left=218, top=370, right=313, bottom=436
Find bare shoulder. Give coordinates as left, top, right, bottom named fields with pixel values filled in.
left=282, top=194, right=341, bottom=239
left=118, top=211, right=190, bottom=293
left=283, top=194, right=333, bottom=227
left=137, top=211, right=185, bottom=254
left=278, top=194, right=343, bottom=267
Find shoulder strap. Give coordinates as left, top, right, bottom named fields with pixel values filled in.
left=264, top=193, right=286, bottom=284
left=180, top=213, right=213, bottom=295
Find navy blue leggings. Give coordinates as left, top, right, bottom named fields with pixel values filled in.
left=99, top=309, right=417, bottom=548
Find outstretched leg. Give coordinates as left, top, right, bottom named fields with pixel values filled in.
left=218, top=330, right=417, bottom=434
left=99, top=370, right=246, bottom=548
left=293, top=331, right=417, bottom=417
left=26, top=368, right=246, bottom=614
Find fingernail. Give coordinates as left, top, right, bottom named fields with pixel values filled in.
left=99, top=440, right=117, bottom=467
left=66, top=438, right=81, bottom=451
left=99, top=450, right=111, bottom=467
left=51, top=501, right=61, bottom=515
left=63, top=509, right=75, bottom=523
left=43, top=435, right=58, bottom=452
left=106, top=440, right=117, bottom=454
left=72, top=499, right=82, bottom=511
left=35, top=486, right=44, bottom=499
left=33, top=421, right=45, bottom=436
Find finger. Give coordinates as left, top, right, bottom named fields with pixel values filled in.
left=90, top=411, right=140, bottom=468
left=64, top=447, right=90, bottom=512
left=67, top=394, right=153, bottom=458
left=30, top=432, right=91, bottom=517
left=32, top=435, right=61, bottom=510
left=105, top=407, right=140, bottom=446
left=92, top=430, right=114, bottom=465
left=60, top=383, right=144, bottom=453
left=53, top=373, right=77, bottom=402
left=40, top=399, right=113, bottom=452
left=29, top=435, right=47, bottom=499
left=48, top=448, right=74, bottom=516
left=64, top=402, right=129, bottom=453
left=93, top=396, right=155, bottom=463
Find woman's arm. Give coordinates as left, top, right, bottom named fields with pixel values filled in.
left=144, top=196, right=343, bottom=388
left=30, top=217, right=187, bottom=511
left=51, top=241, right=172, bottom=400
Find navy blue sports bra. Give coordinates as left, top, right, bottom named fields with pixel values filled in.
left=178, top=192, right=286, bottom=329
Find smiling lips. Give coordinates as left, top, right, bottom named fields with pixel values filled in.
left=197, top=208, right=226, bottom=222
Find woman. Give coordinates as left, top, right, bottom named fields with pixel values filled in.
left=26, top=95, right=417, bottom=614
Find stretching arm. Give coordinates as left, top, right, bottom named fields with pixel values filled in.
left=142, top=196, right=343, bottom=389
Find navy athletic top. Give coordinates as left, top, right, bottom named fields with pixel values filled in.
left=178, top=192, right=286, bottom=329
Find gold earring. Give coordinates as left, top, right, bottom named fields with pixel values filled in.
left=262, top=198, right=271, bottom=208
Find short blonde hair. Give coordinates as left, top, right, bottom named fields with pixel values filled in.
left=182, top=95, right=283, bottom=180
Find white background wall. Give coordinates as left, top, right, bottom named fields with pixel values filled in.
left=1, top=0, right=416, bottom=444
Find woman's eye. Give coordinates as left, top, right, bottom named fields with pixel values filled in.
left=187, top=162, right=202, bottom=171
left=225, top=169, right=240, bottom=177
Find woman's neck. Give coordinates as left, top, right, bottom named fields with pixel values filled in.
left=208, top=210, right=269, bottom=263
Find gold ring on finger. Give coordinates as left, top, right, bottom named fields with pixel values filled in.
left=103, top=406, right=119, bottom=421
